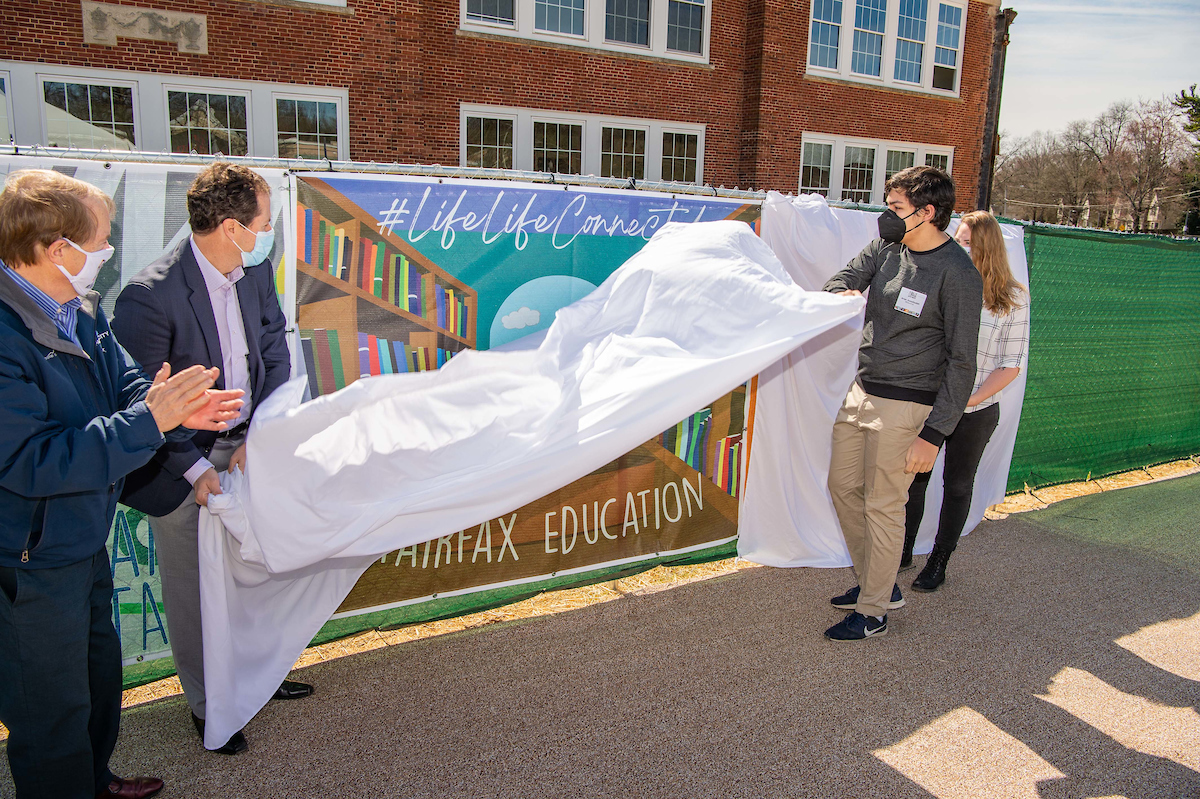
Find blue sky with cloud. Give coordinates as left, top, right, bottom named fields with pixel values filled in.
left=999, top=0, right=1200, bottom=138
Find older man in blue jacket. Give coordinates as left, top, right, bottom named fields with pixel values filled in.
left=0, top=170, right=243, bottom=799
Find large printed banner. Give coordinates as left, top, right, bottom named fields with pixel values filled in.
left=291, top=174, right=760, bottom=619
left=0, top=155, right=761, bottom=671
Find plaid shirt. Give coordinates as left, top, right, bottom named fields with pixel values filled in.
left=966, top=292, right=1030, bottom=413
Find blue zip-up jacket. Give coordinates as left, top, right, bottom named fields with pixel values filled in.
left=0, top=267, right=167, bottom=569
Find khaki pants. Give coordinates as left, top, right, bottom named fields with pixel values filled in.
left=828, top=382, right=932, bottom=618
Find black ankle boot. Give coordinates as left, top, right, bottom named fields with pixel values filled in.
left=912, top=547, right=951, bottom=592
left=899, top=528, right=918, bottom=570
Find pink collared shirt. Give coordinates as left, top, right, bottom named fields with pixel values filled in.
left=183, top=238, right=254, bottom=485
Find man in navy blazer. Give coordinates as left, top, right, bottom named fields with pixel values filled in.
left=113, top=162, right=313, bottom=756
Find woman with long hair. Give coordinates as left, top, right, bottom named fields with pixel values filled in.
left=901, top=210, right=1030, bottom=591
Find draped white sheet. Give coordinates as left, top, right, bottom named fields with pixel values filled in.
left=196, top=220, right=865, bottom=749
left=738, top=192, right=1030, bottom=568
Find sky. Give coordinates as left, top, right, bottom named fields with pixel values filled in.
left=998, top=0, right=1200, bottom=139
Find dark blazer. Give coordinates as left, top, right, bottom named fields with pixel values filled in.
left=112, top=238, right=291, bottom=516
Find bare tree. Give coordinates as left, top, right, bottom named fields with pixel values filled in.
left=1077, top=99, right=1190, bottom=233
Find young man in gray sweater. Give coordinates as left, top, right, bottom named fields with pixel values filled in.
left=821, top=166, right=983, bottom=641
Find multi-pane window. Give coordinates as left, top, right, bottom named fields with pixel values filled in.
left=893, top=0, right=927, bottom=83
left=536, top=0, right=585, bottom=35
left=933, top=3, right=963, bottom=90
left=467, top=0, right=515, bottom=24
left=606, top=0, right=650, bottom=45
left=842, top=145, right=875, bottom=203
left=43, top=81, right=136, bottom=150
left=533, top=121, right=583, bottom=174
left=667, top=0, right=704, bottom=53
left=801, top=134, right=951, bottom=201
left=807, top=0, right=965, bottom=95
left=662, top=132, right=698, bottom=183
left=809, top=0, right=842, bottom=69
left=600, top=127, right=646, bottom=179
left=167, top=91, right=248, bottom=156
left=800, top=142, right=834, bottom=196
left=276, top=98, right=339, bottom=159
left=466, top=116, right=514, bottom=168
left=885, top=149, right=915, bottom=180
left=851, top=0, right=886, bottom=77
left=0, top=76, right=9, bottom=145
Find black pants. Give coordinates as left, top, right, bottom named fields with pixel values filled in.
left=0, top=549, right=122, bottom=799
left=905, top=402, right=1001, bottom=553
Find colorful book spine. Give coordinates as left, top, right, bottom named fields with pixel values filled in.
left=374, top=244, right=385, bottom=299
left=297, top=207, right=308, bottom=264
left=325, top=330, right=346, bottom=389
left=407, top=263, right=420, bottom=316
left=330, top=230, right=342, bottom=277
left=446, top=288, right=456, bottom=334
left=435, top=284, right=446, bottom=330
left=382, top=251, right=393, bottom=304
left=300, top=334, right=319, bottom=398
left=367, top=334, right=381, bottom=375
left=317, top=220, right=327, bottom=272
left=357, top=332, right=371, bottom=379
left=392, top=341, right=408, bottom=373
left=461, top=302, right=469, bottom=338
left=377, top=336, right=393, bottom=374
left=312, top=329, right=336, bottom=396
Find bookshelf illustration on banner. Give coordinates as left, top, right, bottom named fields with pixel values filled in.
left=295, top=177, right=477, bottom=397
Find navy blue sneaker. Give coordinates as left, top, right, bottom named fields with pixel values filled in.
left=829, top=584, right=905, bottom=611
left=825, top=612, right=887, bottom=641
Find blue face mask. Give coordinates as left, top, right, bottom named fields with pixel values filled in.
left=233, top=220, right=275, bottom=267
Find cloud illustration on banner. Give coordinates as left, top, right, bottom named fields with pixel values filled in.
left=501, top=307, right=541, bottom=330
left=489, top=275, right=598, bottom=349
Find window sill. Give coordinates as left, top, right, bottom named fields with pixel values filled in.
left=802, top=70, right=961, bottom=101
left=456, top=28, right=712, bottom=69
left=235, top=0, right=355, bottom=15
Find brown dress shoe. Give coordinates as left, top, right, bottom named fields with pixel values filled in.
left=96, top=776, right=165, bottom=798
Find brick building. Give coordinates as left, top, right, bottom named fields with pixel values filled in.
left=1, top=0, right=1008, bottom=207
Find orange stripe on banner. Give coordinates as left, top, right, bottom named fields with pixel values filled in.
left=742, top=375, right=758, bottom=490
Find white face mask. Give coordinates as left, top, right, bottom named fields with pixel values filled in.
left=232, top=220, right=275, bottom=268
left=55, top=238, right=115, bottom=296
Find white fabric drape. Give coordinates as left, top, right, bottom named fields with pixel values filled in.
left=738, top=192, right=1030, bottom=567
left=196, top=220, right=865, bottom=749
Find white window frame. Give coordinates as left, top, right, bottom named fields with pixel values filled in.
left=598, top=122, right=650, bottom=179
left=38, top=73, right=142, bottom=150
left=161, top=83, right=253, bottom=157
left=459, top=0, right=711, bottom=64
left=806, top=0, right=967, bottom=97
left=464, top=111, right=519, bottom=168
left=270, top=91, right=348, bottom=162
left=798, top=132, right=953, bottom=204
left=460, top=104, right=705, bottom=183
left=0, top=61, right=349, bottom=159
left=530, top=114, right=586, bottom=174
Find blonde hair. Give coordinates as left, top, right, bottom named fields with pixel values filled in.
left=961, top=210, right=1024, bottom=316
left=0, top=169, right=114, bottom=268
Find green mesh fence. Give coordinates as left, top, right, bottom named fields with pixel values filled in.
left=1008, top=224, right=1200, bottom=492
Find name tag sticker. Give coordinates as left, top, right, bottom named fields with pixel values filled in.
left=895, top=287, right=927, bottom=318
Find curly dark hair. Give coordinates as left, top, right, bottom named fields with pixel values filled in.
left=186, top=162, right=270, bottom=235
left=884, top=165, right=956, bottom=231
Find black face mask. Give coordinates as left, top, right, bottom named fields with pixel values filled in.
left=877, top=207, right=924, bottom=243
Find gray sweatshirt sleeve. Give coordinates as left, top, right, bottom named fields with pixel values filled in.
left=919, top=266, right=984, bottom=446
left=823, top=240, right=882, bottom=293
